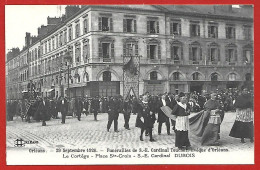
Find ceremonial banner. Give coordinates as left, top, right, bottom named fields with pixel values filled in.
left=160, top=106, right=176, bottom=120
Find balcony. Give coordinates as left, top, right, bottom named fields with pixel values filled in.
left=166, top=58, right=183, bottom=65
left=102, top=26, right=109, bottom=31
left=189, top=60, right=203, bottom=65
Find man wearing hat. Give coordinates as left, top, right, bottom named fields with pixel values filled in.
left=135, top=94, right=156, bottom=142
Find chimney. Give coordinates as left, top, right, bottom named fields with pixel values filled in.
left=25, top=32, right=31, bottom=47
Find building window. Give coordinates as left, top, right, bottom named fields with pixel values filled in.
left=211, top=73, right=218, bottom=81
left=243, top=25, right=252, bottom=40
left=56, top=35, right=59, bottom=48
left=123, top=42, right=138, bottom=56
left=60, top=33, right=63, bottom=46
left=75, top=23, right=80, bottom=38
left=84, top=18, right=89, bottom=34
left=171, top=46, right=181, bottom=61
left=226, top=25, right=236, bottom=39
left=170, top=21, right=181, bottom=35
left=150, top=71, right=158, bottom=80
left=98, top=17, right=113, bottom=32
left=83, top=41, right=89, bottom=63
left=123, top=19, right=136, bottom=33
left=64, top=31, right=67, bottom=44
left=69, top=26, right=73, bottom=41
left=244, top=50, right=252, bottom=63
left=190, top=23, right=200, bottom=37
left=207, top=43, right=220, bottom=63
left=45, top=42, right=47, bottom=54
left=225, top=44, right=237, bottom=64
left=245, top=73, right=251, bottom=81
left=192, top=47, right=199, bottom=62
left=102, top=43, right=110, bottom=58
left=75, top=43, right=81, bottom=63
left=48, top=40, right=51, bottom=52
left=103, top=71, right=111, bottom=81
left=147, top=44, right=161, bottom=59
left=147, top=20, right=159, bottom=34
left=228, top=73, right=236, bottom=81
left=192, top=72, right=201, bottom=80
left=172, top=72, right=180, bottom=80
left=208, top=25, right=218, bottom=38
left=52, top=38, right=55, bottom=50
left=210, top=48, right=217, bottom=61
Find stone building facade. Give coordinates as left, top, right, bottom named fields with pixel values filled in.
left=6, top=5, right=254, bottom=99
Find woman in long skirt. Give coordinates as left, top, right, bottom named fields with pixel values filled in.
left=229, top=88, right=254, bottom=143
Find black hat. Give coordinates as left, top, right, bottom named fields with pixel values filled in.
left=179, top=92, right=185, bottom=98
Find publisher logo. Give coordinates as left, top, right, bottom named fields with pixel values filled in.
left=14, top=139, right=39, bottom=147
left=14, top=139, right=25, bottom=147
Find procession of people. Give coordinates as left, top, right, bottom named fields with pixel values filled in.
left=6, top=87, right=254, bottom=149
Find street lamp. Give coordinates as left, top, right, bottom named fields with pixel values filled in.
left=64, top=50, right=72, bottom=100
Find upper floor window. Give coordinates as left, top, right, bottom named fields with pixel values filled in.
left=56, top=35, right=59, bottom=48
left=243, top=44, right=253, bottom=64
left=83, top=18, right=89, bottom=34
left=123, top=39, right=138, bottom=56
left=190, top=22, right=200, bottom=37
left=64, top=30, right=67, bottom=44
left=243, top=25, right=252, bottom=40
left=59, top=33, right=63, bottom=46
left=172, top=72, right=180, bottom=80
left=52, top=37, right=55, bottom=50
left=170, top=40, right=183, bottom=61
left=189, top=41, right=202, bottom=64
left=225, top=44, right=237, bottom=63
left=226, top=25, right=236, bottom=39
left=75, top=23, right=80, bottom=38
left=150, top=71, right=158, bottom=80
left=192, top=72, right=202, bottom=80
left=68, top=26, right=73, bottom=41
left=98, top=16, right=113, bottom=32
left=48, top=40, right=51, bottom=52
left=208, top=24, right=218, bottom=38
left=103, top=71, right=111, bottom=81
left=147, top=19, right=159, bottom=34
left=228, top=73, right=236, bottom=81
left=207, top=42, right=220, bottom=63
left=98, top=37, right=115, bottom=60
left=170, top=20, right=181, bottom=35
left=83, top=39, right=89, bottom=63
left=211, top=73, right=218, bottom=81
left=123, top=18, right=137, bottom=33
left=147, top=39, right=161, bottom=59
left=75, top=42, right=81, bottom=63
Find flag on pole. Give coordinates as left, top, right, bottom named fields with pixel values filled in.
left=123, top=56, right=138, bottom=75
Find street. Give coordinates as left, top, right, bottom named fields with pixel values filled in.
left=6, top=111, right=254, bottom=151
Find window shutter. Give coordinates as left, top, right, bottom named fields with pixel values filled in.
left=158, top=45, right=161, bottom=59
left=189, top=45, right=192, bottom=60
left=134, top=20, right=137, bottom=33
left=216, top=27, right=218, bottom=38
left=225, top=49, right=228, bottom=61
left=156, top=21, right=160, bottom=33
left=86, top=18, right=89, bottom=33
left=98, top=17, right=102, bottom=31
left=111, top=42, right=114, bottom=57
left=170, top=23, right=173, bottom=34
left=170, top=45, right=173, bottom=59
left=225, top=27, right=228, bottom=38
left=218, top=48, right=220, bottom=61
left=233, top=28, right=236, bottom=39
left=178, top=23, right=182, bottom=35
left=207, top=46, right=211, bottom=61
left=197, top=25, right=200, bottom=36
left=234, top=48, right=237, bottom=61
left=208, top=26, right=211, bottom=38
left=135, top=44, right=138, bottom=55
left=180, top=45, right=183, bottom=60
left=147, top=21, right=150, bottom=33
left=147, top=45, right=150, bottom=58
left=98, top=42, right=102, bottom=58
left=110, top=18, right=113, bottom=32
left=123, top=19, right=127, bottom=32
left=123, top=43, right=126, bottom=56
left=200, top=47, right=202, bottom=60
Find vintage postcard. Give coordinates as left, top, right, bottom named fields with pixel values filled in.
left=5, top=5, right=254, bottom=165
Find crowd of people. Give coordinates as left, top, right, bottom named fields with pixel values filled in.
left=6, top=87, right=254, bottom=149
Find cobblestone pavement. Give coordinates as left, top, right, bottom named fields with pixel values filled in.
left=6, top=111, right=254, bottom=152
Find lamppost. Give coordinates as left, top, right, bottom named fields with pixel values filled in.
left=64, top=50, right=72, bottom=100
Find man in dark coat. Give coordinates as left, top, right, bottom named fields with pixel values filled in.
left=75, top=97, right=83, bottom=121
left=107, top=97, right=120, bottom=132
left=37, top=97, right=49, bottom=126
left=123, top=99, right=131, bottom=130
left=157, top=94, right=171, bottom=135
left=170, top=94, right=179, bottom=130
left=135, top=95, right=156, bottom=142
left=91, top=96, right=100, bottom=121
left=57, top=96, right=68, bottom=124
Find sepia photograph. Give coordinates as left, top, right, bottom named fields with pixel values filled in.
left=5, top=5, right=254, bottom=165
